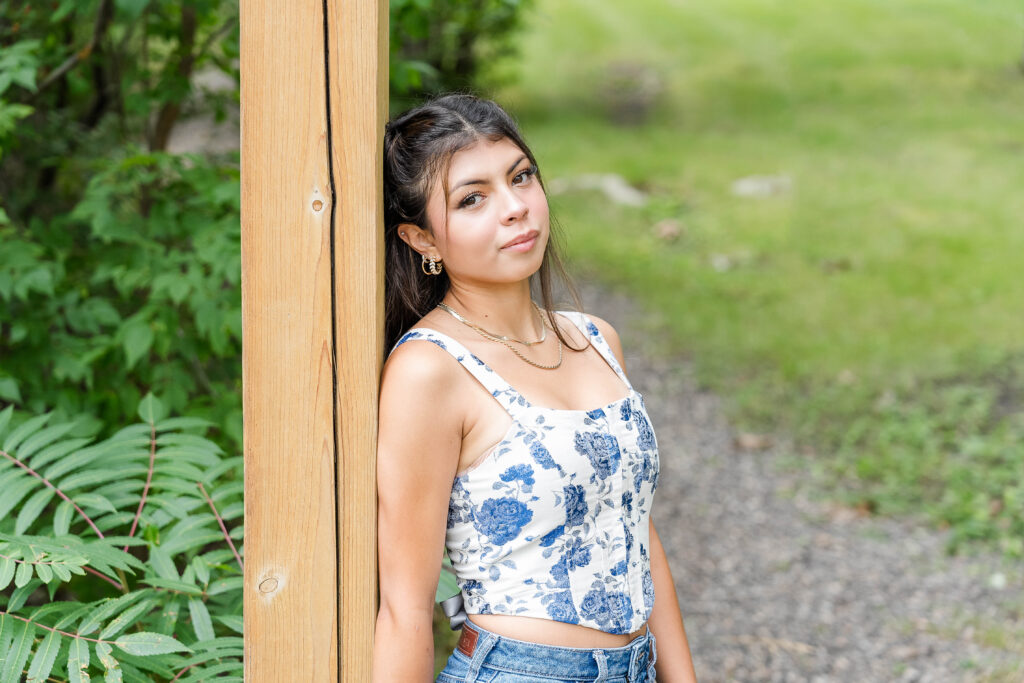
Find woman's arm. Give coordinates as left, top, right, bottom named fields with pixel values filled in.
left=648, top=519, right=698, bottom=682
left=372, top=343, right=465, bottom=682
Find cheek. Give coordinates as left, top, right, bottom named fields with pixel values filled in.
left=436, top=214, right=492, bottom=257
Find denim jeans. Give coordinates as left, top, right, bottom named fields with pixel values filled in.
left=436, top=620, right=657, bottom=682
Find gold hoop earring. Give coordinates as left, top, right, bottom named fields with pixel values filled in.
left=421, top=254, right=443, bottom=276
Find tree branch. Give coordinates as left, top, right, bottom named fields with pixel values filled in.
left=147, top=5, right=198, bottom=152
left=32, top=0, right=115, bottom=99
left=195, top=16, right=238, bottom=65
left=123, top=420, right=158, bottom=551
left=0, top=449, right=104, bottom=538
left=197, top=481, right=243, bottom=572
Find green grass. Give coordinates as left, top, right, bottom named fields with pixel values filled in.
left=496, top=0, right=1024, bottom=552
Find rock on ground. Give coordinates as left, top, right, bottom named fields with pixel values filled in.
left=583, top=283, right=1024, bottom=683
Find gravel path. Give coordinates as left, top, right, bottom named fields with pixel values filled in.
left=585, top=283, right=1024, bottom=683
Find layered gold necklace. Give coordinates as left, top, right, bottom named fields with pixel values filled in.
left=436, top=301, right=563, bottom=370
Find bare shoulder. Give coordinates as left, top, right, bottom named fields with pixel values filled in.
left=583, top=313, right=628, bottom=373
left=381, top=336, right=457, bottom=390
left=378, top=337, right=466, bottom=477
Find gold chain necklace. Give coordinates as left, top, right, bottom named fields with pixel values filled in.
left=436, top=302, right=547, bottom=346
left=437, top=302, right=563, bottom=370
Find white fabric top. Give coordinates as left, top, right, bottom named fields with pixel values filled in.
left=392, top=311, right=659, bottom=634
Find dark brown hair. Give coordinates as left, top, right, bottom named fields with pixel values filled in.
left=383, top=93, right=581, bottom=353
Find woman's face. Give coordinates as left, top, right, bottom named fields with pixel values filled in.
left=421, top=137, right=550, bottom=288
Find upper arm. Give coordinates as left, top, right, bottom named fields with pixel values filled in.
left=376, top=341, right=465, bottom=615
left=587, top=314, right=628, bottom=377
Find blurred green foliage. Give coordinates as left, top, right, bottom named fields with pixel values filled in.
left=0, top=1, right=535, bottom=671
left=0, top=0, right=534, bottom=453
left=504, top=0, right=1024, bottom=554
left=390, top=0, right=533, bottom=109
left=0, top=0, right=244, bottom=449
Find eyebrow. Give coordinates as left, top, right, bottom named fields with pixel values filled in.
left=450, top=155, right=529, bottom=195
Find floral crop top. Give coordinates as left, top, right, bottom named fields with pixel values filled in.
left=393, top=312, right=659, bottom=635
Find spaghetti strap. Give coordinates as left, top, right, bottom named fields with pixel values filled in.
left=391, top=328, right=530, bottom=416
left=557, top=311, right=634, bottom=390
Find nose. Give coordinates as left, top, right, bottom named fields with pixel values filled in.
left=499, top=187, right=528, bottom=224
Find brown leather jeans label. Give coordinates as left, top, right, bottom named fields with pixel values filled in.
left=457, top=625, right=479, bottom=657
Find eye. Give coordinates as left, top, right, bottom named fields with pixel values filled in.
left=457, top=192, right=483, bottom=209
left=512, top=165, right=538, bottom=185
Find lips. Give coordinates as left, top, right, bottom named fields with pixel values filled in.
left=501, top=230, right=539, bottom=250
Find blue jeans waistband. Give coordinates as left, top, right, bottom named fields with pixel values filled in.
left=442, top=618, right=657, bottom=681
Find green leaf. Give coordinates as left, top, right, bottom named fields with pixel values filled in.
left=176, top=643, right=243, bottom=668
left=136, top=393, right=166, bottom=424
left=75, top=493, right=118, bottom=515
left=0, top=555, right=14, bottom=590
left=2, top=412, right=51, bottom=453
left=35, top=561, right=52, bottom=584
left=29, top=436, right=93, bottom=473
left=25, top=628, right=60, bottom=682
left=15, top=487, right=56, bottom=534
left=0, top=612, right=12, bottom=659
left=191, top=556, right=210, bottom=585
left=16, top=421, right=77, bottom=461
left=147, top=545, right=178, bottom=581
left=188, top=598, right=215, bottom=642
left=78, top=592, right=149, bottom=637
left=136, top=577, right=204, bottom=595
left=113, top=632, right=190, bottom=656
left=155, top=597, right=180, bottom=635
left=0, top=618, right=33, bottom=683
left=121, top=319, right=153, bottom=370
left=52, top=562, right=72, bottom=582
left=14, top=559, right=32, bottom=587
left=155, top=417, right=213, bottom=432
left=9, top=579, right=41, bottom=611
left=206, top=576, right=242, bottom=596
left=68, top=637, right=91, bottom=683
left=0, top=405, right=14, bottom=440
left=214, top=615, right=243, bottom=634
left=0, top=476, right=38, bottom=521
left=95, top=642, right=122, bottom=683
left=54, top=604, right=93, bottom=631
left=99, top=598, right=156, bottom=640
left=0, top=377, right=20, bottom=403
left=54, top=499, right=75, bottom=536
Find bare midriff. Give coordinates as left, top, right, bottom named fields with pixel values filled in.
left=468, top=613, right=647, bottom=648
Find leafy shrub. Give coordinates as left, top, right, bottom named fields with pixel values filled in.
left=390, top=0, right=534, bottom=104
left=0, top=1, right=244, bottom=451
left=0, top=395, right=243, bottom=681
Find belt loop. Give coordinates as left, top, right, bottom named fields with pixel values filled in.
left=591, top=649, right=609, bottom=682
left=464, top=629, right=497, bottom=682
left=647, top=630, right=658, bottom=680
left=627, top=638, right=642, bottom=681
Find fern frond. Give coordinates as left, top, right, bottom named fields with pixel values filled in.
left=1, top=398, right=243, bottom=681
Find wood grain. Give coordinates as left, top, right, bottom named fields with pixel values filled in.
left=241, top=0, right=386, bottom=679
left=326, top=0, right=387, bottom=679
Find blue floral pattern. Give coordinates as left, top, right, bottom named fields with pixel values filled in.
left=393, top=312, right=660, bottom=635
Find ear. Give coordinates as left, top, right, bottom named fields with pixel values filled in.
left=396, top=223, right=440, bottom=259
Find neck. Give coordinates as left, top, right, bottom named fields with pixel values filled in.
left=443, top=279, right=544, bottom=341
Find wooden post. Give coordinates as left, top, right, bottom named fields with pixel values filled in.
left=240, top=0, right=386, bottom=680
left=327, top=0, right=388, bottom=678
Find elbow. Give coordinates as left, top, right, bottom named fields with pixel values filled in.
left=376, top=596, right=435, bottom=636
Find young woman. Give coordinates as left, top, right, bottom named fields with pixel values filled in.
left=373, top=93, right=698, bottom=682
